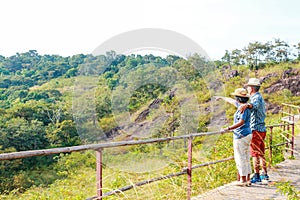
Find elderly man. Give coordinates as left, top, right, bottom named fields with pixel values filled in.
left=239, top=78, right=268, bottom=184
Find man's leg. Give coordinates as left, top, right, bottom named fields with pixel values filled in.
left=250, top=156, right=261, bottom=183
left=257, top=131, right=267, bottom=175
left=250, top=130, right=265, bottom=183
left=259, top=155, right=269, bottom=180
left=260, top=155, right=267, bottom=174
left=252, top=156, right=260, bottom=173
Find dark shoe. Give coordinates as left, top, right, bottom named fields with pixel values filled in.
left=260, top=173, right=269, bottom=180
left=251, top=176, right=262, bottom=184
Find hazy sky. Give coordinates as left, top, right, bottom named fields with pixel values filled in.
left=1, top=0, right=300, bottom=60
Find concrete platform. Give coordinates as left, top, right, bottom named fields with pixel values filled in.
left=192, top=132, right=300, bottom=200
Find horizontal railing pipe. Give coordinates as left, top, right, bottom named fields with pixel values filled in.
left=272, top=142, right=291, bottom=147
left=281, top=103, right=300, bottom=109
left=266, top=124, right=286, bottom=128
left=0, top=131, right=224, bottom=161
left=190, top=156, right=234, bottom=170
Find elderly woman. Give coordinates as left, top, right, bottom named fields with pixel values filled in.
left=216, top=88, right=252, bottom=186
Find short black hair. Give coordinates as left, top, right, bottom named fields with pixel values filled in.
left=235, top=96, right=249, bottom=103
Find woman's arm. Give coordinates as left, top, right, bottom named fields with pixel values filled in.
left=225, top=119, right=245, bottom=131
left=214, top=96, right=237, bottom=107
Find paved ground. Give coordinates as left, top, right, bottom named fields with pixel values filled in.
left=192, top=132, right=300, bottom=200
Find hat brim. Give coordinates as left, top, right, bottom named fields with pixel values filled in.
left=245, top=83, right=261, bottom=86
left=230, top=92, right=250, bottom=97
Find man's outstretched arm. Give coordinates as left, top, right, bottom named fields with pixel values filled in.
left=214, top=96, right=237, bottom=107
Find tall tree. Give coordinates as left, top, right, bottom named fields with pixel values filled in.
left=221, top=50, right=231, bottom=66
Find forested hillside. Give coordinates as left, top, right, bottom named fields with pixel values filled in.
left=0, top=38, right=300, bottom=199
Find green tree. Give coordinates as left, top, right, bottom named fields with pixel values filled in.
left=46, top=120, right=81, bottom=147
left=273, top=38, right=290, bottom=62
left=2, top=118, right=48, bottom=151
left=188, top=53, right=215, bottom=77
left=221, top=50, right=231, bottom=66
left=231, top=49, right=244, bottom=65
left=294, top=42, right=300, bottom=61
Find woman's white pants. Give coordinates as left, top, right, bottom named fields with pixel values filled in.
left=233, top=134, right=252, bottom=176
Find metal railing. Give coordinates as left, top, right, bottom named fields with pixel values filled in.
left=267, top=123, right=294, bottom=168
left=280, top=103, right=299, bottom=157
left=0, top=120, right=296, bottom=200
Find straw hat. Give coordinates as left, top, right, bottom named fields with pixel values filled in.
left=246, top=78, right=261, bottom=86
left=231, top=88, right=250, bottom=97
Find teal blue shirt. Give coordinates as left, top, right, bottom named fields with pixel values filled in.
left=233, top=103, right=251, bottom=139
left=249, top=92, right=266, bottom=132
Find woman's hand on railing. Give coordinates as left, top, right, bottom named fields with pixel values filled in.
left=220, top=127, right=230, bottom=134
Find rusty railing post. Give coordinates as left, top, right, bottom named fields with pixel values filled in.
left=282, top=124, right=286, bottom=145
left=187, top=136, right=193, bottom=200
left=288, top=106, right=291, bottom=122
left=286, top=124, right=290, bottom=151
left=268, top=126, right=273, bottom=168
left=96, top=149, right=103, bottom=200
left=291, top=117, right=295, bottom=157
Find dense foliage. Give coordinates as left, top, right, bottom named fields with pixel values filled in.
left=0, top=37, right=299, bottom=199
left=0, top=50, right=212, bottom=193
